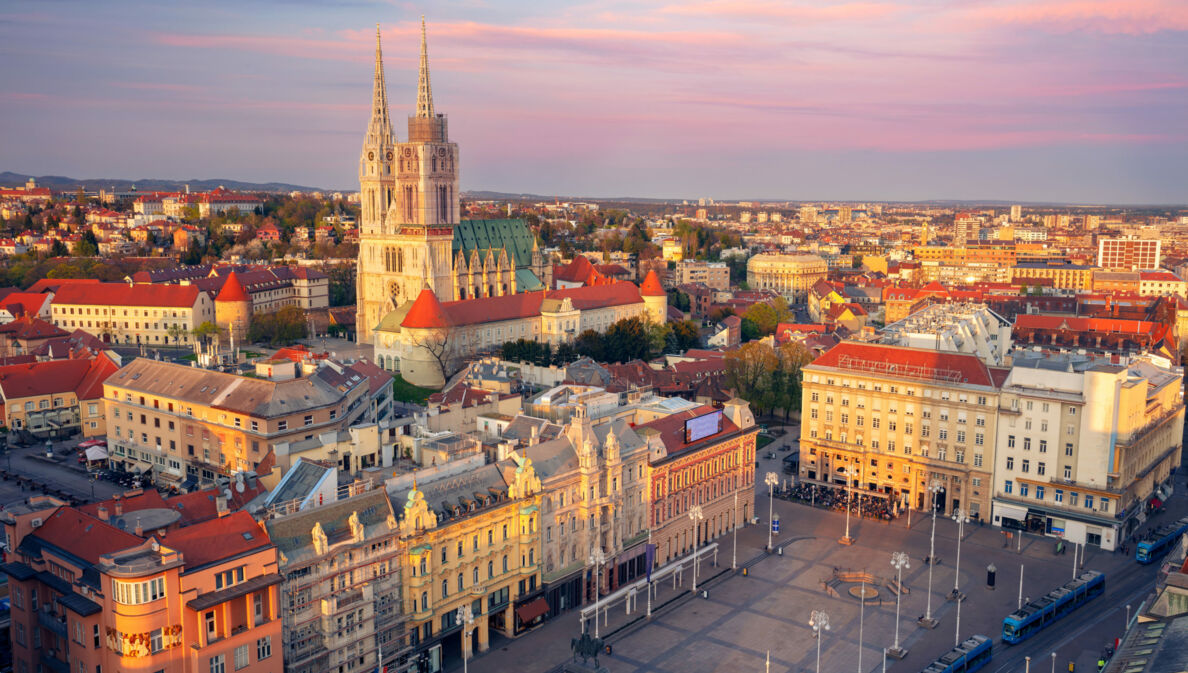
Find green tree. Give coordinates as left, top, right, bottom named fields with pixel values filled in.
left=191, top=321, right=222, bottom=346
left=48, top=239, right=68, bottom=257
left=73, top=231, right=99, bottom=257
left=666, top=320, right=701, bottom=353
left=669, top=290, right=691, bottom=312
left=247, top=305, right=308, bottom=346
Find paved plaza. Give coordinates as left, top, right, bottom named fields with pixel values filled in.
left=462, top=458, right=1183, bottom=673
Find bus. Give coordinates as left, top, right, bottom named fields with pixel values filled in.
left=1136, top=517, right=1188, bottom=564
left=1001, top=570, right=1105, bottom=644
left=921, top=635, right=993, bottom=673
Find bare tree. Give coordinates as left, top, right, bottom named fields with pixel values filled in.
left=408, top=326, right=458, bottom=385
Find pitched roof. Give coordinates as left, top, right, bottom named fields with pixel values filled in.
left=0, top=292, right=48, bottom=317
left=54, top=282, right=202, bottom=308
left=636, top=405, right=743, bottom=456
left=0, top=358, right=112, bottom=400
left=640, top=270, right=666, bottom=297
left=163, top=510, right=272, bottom=571
left=556, top=256, right=596, bottom=284
left=452, top=219, right=535, bottom=268
left=0, top=317, right=67, bottom=341
left=215, top=270, right=250, bottom=302
left=401, top=289, right=450, bottom=329
left=809, top=341, right=996, bottom=387
left=33, top=507, right=141, bottom=565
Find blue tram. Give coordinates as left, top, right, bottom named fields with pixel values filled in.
left=921, top=635, right=993, bottom=673
left=1001, top=570, right=1105, bottom=644
left=1136, top=516, right=1188, bottom=564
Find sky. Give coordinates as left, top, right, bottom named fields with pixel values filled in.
left=2, top=0, right=1186, bottom=203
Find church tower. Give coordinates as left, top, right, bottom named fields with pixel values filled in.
left=357, top=18, right=460, bottom=343
left=357, top=25, right=398, bottom=342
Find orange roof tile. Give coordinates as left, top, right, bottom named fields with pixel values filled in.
left=401, top=289, right=450, bottom=329
left=55, top=282, right=202, bottom=308
left=215, top=270, right=250, bottom=303
left=640, top=270, right=666, bottom=296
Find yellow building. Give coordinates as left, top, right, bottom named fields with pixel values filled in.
left=51, top=282, right=215, bottom=346
left=0, top=354, right=119, bottom=439
left=746, top=253, right=829, bottom=303
left=1010, top=262, right=1095, bottom=290
left=394, top=454, right=543, bottom=673
left=800, top=341, right=1002, bottom=519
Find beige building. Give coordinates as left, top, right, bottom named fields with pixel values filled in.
left=102, top=357, right=389, bottom=488
left=800, top=341, right=1002, bottom=519
left=992, top=353, right=1184, bottom=551
left=1011, top=262, right=1095, bottom=290
left=265, top=486, right=407, bottom=673
left=674, top=260, right=730, bottom=290
left=746, top=253, right=828, bottom=303
left=51, top=282, right=215, bottom=346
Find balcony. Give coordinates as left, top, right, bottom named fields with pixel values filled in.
left=37, top=609, right=67, bottom=637
left=39, top=651, right=69, bottom=673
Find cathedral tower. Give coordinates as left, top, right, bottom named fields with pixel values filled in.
left=357, top=19, right=460, bottom=343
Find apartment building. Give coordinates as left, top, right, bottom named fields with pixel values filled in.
left=51, top=283, right=215, bottom=346
left=526, top=413, right=651, bottom=616
left=391, top=455, right=543, bottom=673
left=991, top=353, right=1184, bottom=551
left=799, top=342, right=1003, bottom=518
left=265, top=487, right=407, bottom=673
left=1, top=497, right=282, bottom=673
left=0, top=354, right=120, bottom=439
left=643, top=400, right=758, bottom=563
left=1098, top=237, right=1160, bottom=271
left=745, top=253, right=828, bottom=303
left=674, top=260, right=729, bottom=291
left=1011, top=262, right=1095, bottom=290
left=102, top=358, right=382, bottom=489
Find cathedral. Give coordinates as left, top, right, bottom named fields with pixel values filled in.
left=356, top=21, right=549, bottom=343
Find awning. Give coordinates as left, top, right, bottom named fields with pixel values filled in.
left=515, top=597, right=549, bottom=624
left=84, top=446, right=108, bottom=461
left=1149, top=497, right=1163, bottom=508
left=996, top=503, right=1028, bottom=521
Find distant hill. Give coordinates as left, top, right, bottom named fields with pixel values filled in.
left=0, top=172, right=328, bottom=194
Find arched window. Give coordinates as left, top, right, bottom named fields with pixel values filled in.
left=457, top=573, right=464, bottom=591
left=420, top=557, right=427, bottom=576
left=421, top=592, right=427, bottom=611
left=397, top=248, right=404, bottom=273
left=473, top=567, right=479, bottom=584
left=502, top=555, right=508, bottom=573
left=441, top=580, right=448, bottom=599
left=488, top=561, right=494, bottom=578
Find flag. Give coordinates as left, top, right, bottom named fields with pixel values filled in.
left=645, top=543, right=656, bottom=582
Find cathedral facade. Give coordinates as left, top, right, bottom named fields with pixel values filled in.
left=356, top=21, right=548, bottom=343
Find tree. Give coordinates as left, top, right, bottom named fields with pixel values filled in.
left=408, top=326, right=457, bottom=385
left=73, top=231, right=99, bottom=257
left=740, top=317, right=761, bottom=342
left=666, top=320, right=701, bottom=353
left=247, top=305, right=308, bottom=346
left=724, top=342, right=779, bottom=414
left=573, top=329, right=605, bottom=362
left=669, top=290, right=691, bottom=312
left=165, top=323, right=187, bottom=348
left=742, top=296, right=791, bottom=336
left=191, top=321, right=222, bottom=346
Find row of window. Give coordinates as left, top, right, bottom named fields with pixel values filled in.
left=809, top=380, right=989, bottom=405
left=1002, top=481, right=1112, bottom=512
left=112, top=577, right=166, bottom=606
left=209, top=637, right=272, bottom=673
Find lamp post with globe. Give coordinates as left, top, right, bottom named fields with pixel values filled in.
left=840, top=465, right=857, bottom=545
left=456, top=605, right=475, bottom=673
left=810, top=610, right=830, bottom=673
left=949, top=507, right=971, bottom=601
left=764, top=472, right=778, bottom=551
left=920, top=478, right=943, bottom=628
left=689, top=505, right=705, bottom=592
left=588, top=547, right=607, bottom=638
left=888, top=551, right=910, bottom=659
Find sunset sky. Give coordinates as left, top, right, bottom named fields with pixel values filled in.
left=2, top=0, right=1186, bottom=203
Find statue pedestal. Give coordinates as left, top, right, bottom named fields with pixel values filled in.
left=563, top=662, right=609, bottom=673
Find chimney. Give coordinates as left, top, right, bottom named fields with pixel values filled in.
left=216, top=495, right=229, bottom=517
left=97, top=505, right=109, bottom=522
left=134, top=520, right=143, bottom=537
left=529, top=425, right=538, bottom=447
left=113, top=496, right=123, bottom=516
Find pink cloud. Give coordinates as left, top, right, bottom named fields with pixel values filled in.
left=955, top=0, right=1188, bottom=36
left=659, top=0, right=902, bottom=22
left=110, top=81, right=205, bottom=93
left=152, top=32, right=370, bottom=62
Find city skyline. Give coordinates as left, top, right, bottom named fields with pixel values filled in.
left=2, top=0, right=1186, bottom=203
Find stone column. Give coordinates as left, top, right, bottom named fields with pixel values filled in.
left=476, top=619, right=490, bottom=653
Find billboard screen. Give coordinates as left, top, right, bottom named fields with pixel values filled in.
left=685, top=410, right=723, bottom=444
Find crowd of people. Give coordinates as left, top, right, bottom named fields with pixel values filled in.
left=778, top=482, right=898, bottom=521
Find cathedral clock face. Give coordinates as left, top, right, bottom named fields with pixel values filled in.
left=437, top=148, right=447, bottom=157
left=386, top=151, right=393, bottom=161
left=403, top=148, right=412, bottom=157
left=368, top=151, right=375, bottom=161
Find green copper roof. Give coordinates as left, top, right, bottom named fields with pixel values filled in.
left=516, top=268, right=544, bottom=291
left=453, top=219, right=536, bottom=268
left=374, top=299, right=413, bottom=334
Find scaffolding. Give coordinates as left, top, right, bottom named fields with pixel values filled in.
left=836, top=355, right=964, bottom=383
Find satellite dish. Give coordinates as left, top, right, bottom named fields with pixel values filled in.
left=235, top=473, right=244, bottom=484
left=223, top=488, right=233, bottom=499
left=235, top=482, right=245, bottom=493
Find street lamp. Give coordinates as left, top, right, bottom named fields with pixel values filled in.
left=840, top=465, right=856, bottom=545
left=732, top=489, right=739, bottom=570
left=588, top=547, right=606, bottom=638
left=921, top=478, right=943, bottom=627
left=809, top=610, right=830, bottom=673
left=950, top=507, right=970, bottom=601
left=889, top=551, right=910, bottom=658
left=689, top=505, right=705, bottom=592
left=764, top=472, right=778, bottom=550
left=456, top=604, right=475, bottom=673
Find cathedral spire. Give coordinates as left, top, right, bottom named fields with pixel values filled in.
left=367, top=24, right=395, bottom=144
left=416, top=16, right=435, bottom=119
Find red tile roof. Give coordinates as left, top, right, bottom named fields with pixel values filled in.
left=26, top=278, right=100, bottom=294
left=35, top=507, right=142, bottom=564
left=1014, top=314, right=1161, bottom=335
left=640, top=270, right=666, bottom=297
left=809, top=341, right=996, bottom=387
left=0, top=292, right=48, bottom=317
left=54, top=282, right=203, bottom=308
left=215, top=270, right=250, bottom=303
left=401, top=288, right=450, bottom=329
left=637, top=404, right=743, bottom=455
left=0, top=355, right=116, bottom=400
left=407, top=282, right=646, bottom=329
left=163, top=510, right=271, bottom=570
left=0, top=316, right=67, bottom=341
left=555, top=255, right=595, bottom=283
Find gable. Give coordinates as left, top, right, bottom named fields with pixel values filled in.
left=453, top=219, right=535, bottom=268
